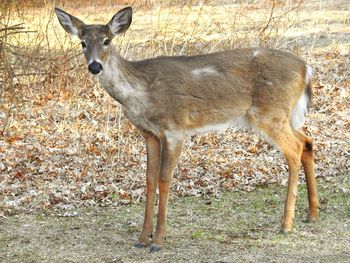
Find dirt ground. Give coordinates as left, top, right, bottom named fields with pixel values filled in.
left=1, top=173, right=349, bottom=263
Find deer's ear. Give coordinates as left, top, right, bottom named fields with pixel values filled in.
left=107, top=6, right=132, bottom=36
left=55, top=8, right=85, bottom=37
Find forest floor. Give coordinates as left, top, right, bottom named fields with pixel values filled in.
left=1, top=172, right=349, bottom=262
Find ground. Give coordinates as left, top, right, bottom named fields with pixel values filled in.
left=1, top=173, right=349, bottom=262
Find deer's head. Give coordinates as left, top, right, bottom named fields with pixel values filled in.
left=55, top=7, right=132, bottom=75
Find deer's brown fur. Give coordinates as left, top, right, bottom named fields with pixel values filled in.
left=55, top=6, right=320, bottom=252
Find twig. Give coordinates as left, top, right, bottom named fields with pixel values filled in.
left=258, top=2, right=276, bottom=38
left=0, top=23, right=25, bottom=32
left=0, top=30, right=36, bottom=38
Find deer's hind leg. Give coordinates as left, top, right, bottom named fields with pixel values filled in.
left=293, top=130, right=320, bottom=221
left=254, top=117, right=304, bottom=233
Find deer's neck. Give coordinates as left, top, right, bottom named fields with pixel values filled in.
left=98, top=48, right=156, bottom=132
left=98, top=48, right=145, bottom=106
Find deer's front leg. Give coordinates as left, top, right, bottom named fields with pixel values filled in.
left=136, top=133, right=161, bottom=247
left=151, top=135, right=184, bottom=252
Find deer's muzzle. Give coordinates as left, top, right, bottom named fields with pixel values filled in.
left=88, top=61, right=103, bottom=75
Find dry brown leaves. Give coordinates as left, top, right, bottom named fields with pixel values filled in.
left=0, top=2, right=349, bottom=216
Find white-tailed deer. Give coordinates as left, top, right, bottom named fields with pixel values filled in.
left=55, top=6, right=320, bottom=252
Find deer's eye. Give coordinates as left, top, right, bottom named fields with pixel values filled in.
left=103, top=39, right=110, bottom=46
left=81, top=41, right=87, bottom=48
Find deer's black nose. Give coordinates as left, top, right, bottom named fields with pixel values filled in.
left=88, top=61, right=103, bottom=75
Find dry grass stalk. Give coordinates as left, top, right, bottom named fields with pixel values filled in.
left=0, top=1, right=349, bottom=215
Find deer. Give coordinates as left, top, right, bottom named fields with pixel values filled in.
left=55, top=6, right=320, bottom=252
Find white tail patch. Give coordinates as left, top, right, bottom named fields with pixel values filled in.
left=191, top=66, right=219, bottom=78
left=290, top=65, right=313, bottom=130
left=290, top=92, right=308, bottom=130
left=305, top=65, right=313, bottom=84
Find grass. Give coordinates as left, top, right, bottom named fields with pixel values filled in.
left=0, top=174, right=349, bottom=262
left=0, top=1, right=349, bottom=261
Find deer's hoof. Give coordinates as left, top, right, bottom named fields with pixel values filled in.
left=134, top=242, right=148, bottom=249
left=306, top=210, right=320, bottom=222
left=150, top=244, right=162, bottom=253
left=280, top=228, right=292, bottom=235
